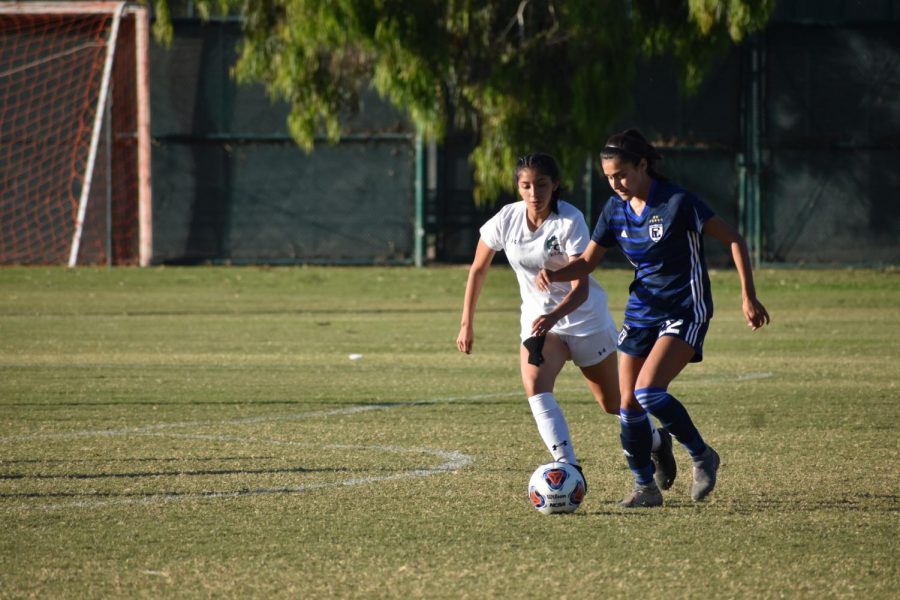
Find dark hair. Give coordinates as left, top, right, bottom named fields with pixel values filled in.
left=600, top=129, right=667, bottom=181
left=514, top=153, right=562, bottom=213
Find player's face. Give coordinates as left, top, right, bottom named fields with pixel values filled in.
left=517, top=168, right=558, bottom=215
left=601, top=156, right=650, bottom=201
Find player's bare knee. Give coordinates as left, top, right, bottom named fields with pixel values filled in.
left=599, top=401, right=619, bottom=415
left=593, top=391, right=619, bottom=414
left=522, top=372, right=553, bottom=397
left=620, top=391, right=642, bottom=411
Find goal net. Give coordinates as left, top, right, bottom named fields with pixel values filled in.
left=0, top=2, right=151, bottom=266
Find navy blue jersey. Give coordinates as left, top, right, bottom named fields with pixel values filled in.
left=592, top=180, right=715, bottom=327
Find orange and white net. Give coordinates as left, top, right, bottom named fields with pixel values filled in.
left=0, top=5, right=146, bottom=265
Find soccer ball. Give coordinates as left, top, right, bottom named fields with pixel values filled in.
left=528, top=462, right=586, bottom=515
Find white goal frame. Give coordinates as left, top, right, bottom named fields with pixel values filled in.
left=0, top=1, right=152, bottom=266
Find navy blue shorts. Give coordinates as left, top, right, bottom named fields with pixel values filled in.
left=616, top=319, right=710, bottom=363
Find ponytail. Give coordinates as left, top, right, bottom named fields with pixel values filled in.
left=600, top=129, right=667, bottom=182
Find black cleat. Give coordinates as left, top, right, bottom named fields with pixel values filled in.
left=573, top=463, right=587, bottom=494
left=651, top=427, right=678, bottom=490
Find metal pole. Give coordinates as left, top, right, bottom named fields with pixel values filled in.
left=104, top=83, right=113, bottom=266
left=584, top=154, right=593, bottom=229
left=414, top=131, right=425, bottom=267
left=135, top=4, right=153, bottom=266
left=737, top=154, right=747, bottom=243
left=68, top=2, right=126, bottom=267
left=749, top=37, right=763, bottom=267
left=740, top=35, right=763, bottom=268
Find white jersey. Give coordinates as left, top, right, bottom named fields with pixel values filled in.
left=480, top=200, right=617, bottom=341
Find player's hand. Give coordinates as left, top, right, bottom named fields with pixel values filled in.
left=743, top=296, right=770, bottom=331
left=535, top=268, right=553, bottom=292
left=457, top=325, right=474, bottom=354
left=531, top=313, right=558, bottom=337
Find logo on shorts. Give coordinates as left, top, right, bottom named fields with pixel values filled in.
left=648, top=215, right=664, bottom=242
left=544, top=235, right=563, bottom=257
left=617, top=326, right=629, bottom=345
left=659, top=319, right=684, bottom=336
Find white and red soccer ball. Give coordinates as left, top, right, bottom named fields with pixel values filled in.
left=528, top=462, right=586, bottom=515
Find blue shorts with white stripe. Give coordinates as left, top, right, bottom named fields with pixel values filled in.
left=616, top=318, right=710, bottom=363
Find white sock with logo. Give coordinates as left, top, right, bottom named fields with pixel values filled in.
left=528, top=392, right=577, bottom=464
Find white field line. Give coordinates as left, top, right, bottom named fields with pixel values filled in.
left=21, top=437, right=473, bottom=512
left=1, top=373, right=774, bottom=511
left=1, top=392, right=505, bottom=511
left=735, top=372, right=774, bottom=381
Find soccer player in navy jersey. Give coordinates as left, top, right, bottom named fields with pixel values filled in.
left=458, top=153, right=676, bottom=495
left=536, top=129, right=770, bottom=507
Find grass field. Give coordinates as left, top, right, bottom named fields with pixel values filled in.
left=0, top=265, right=897, bottom=598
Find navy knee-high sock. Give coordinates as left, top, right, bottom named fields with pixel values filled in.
left=636, top=387, right=707, bottom=458
left=619, top=408, right=655, bottom=486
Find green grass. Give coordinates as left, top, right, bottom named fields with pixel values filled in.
left=0, top=265, right=897, bottom=598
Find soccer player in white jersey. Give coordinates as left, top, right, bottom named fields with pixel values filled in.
left=457, top=153, right=676, bottom=493
left=536, top=130, right=770, bottom=507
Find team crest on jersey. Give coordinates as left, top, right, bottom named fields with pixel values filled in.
left=648, top=215, right=664, bottom=243
left=544, top=235, right=563, bottom=257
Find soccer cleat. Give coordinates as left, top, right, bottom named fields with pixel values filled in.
left=651, top=427, right=677, bottom=490
left=691, top=446, right=720, bottom=501
left=573, top=463, right=587, bottom=494
left=619, top=482, right=663, bottom=508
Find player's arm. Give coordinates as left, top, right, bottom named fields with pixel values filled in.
left=703, top=216, right=770, bottom=330
left=457, top=240, right=496, bottom=354
left=534, top=240, right=607, bottom=292
left=531, top=255, right=590, bottom=336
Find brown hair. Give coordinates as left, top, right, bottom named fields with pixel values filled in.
left=600, top=129, right=667, bottom=181
left=515, top=153, right=562, bottom=213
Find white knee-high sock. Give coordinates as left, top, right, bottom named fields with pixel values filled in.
left=528, top=392, right=577, bottom=464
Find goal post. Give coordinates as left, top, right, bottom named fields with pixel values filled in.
left=0, top=2, right=152, bottom=266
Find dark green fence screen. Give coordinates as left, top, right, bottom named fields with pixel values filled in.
left=150, top=5, right=899, bottom=266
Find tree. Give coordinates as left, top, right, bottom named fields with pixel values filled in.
left=152, top=0, right=774, bottom=202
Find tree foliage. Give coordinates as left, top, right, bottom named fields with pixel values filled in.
left=153, top=0, right=773, bottom=202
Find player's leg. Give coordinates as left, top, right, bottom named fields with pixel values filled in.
left=634, top=332, right=719, bottom=501
left=617, top=350, right=662, bottom=507
left=570, top=327, right=672, bottom=485
left=568, top=328, right=620, bottom=414
left=578, top=348, right=667, bottom=458
left=580, top=360, right=618, bottom=412
left=634, top=334, right=704, bottom=453
left=520, top=334, right=577, bottom=464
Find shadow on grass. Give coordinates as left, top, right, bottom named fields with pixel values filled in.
left=648, top=493, right=900, bottom=513
left=2, top=456, right=278, bottom=464
left=4, top=400, right=337, bottom=407
left=0, top=465, right=363, bottom=482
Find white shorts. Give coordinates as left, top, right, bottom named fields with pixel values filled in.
left=556, top=327, right=617, bottom=368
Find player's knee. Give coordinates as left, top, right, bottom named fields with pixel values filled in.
left=522, top=375, right=553, bottom=398
left=593, top=389, right=620, bottom=414
left=620, top=390, right=642, bottom=411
